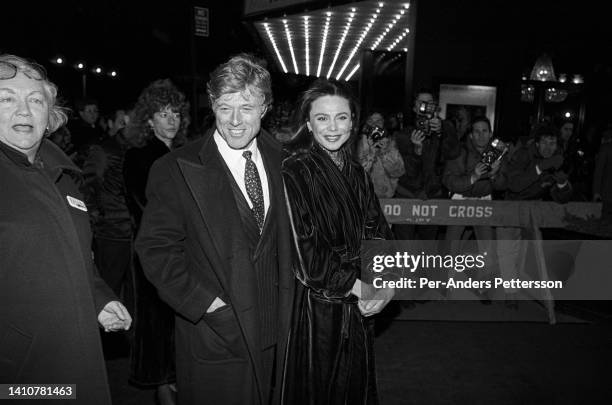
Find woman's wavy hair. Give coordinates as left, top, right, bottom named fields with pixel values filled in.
left=0, top=54, right=68, bottom=133
left=126, top=79, right=190, bottom=148
left=284, top=78, right=360, bottom=153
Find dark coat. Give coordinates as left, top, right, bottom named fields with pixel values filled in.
left=123, top=136, right=170, bottom=227
left=81, top=135, right=133, bottom=239
left=0, top=140, right=116, bottom=404
left=67, top=118, right=106, bottom=167
left=395, top=120, right=460, bottom=198
left=123, top=136, right=175, bottom=386
left=281, top=144, right=393, bottom=405
left=135, top=129, right=294, bottom=405
left=593, top=142, right=612, bottom=202
left=505, top=143, right=572, bottom=202
left=443, top=139, right=507, bottom=198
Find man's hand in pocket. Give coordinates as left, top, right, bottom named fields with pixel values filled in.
left=206, top=297, right=227, bottom=313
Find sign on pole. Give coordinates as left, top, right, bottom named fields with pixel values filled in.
left=194, top=7, right=209, bottom=37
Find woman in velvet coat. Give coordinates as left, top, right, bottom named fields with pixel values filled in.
left=281, top=79, right=395, bottom=405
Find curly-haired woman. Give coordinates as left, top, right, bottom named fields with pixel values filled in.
left=123, top=79, right=189, bottom=405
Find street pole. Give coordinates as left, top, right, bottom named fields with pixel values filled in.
left=81, top=72, right=87, bottom=99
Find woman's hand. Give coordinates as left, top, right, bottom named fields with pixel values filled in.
left=358, top=287, right=395, bottom=317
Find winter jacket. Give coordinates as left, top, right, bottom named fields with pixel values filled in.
left=81, top=135, right=133, bottom=239
left=443, top=140, right=507, bottom=198
left=0, top=139, right=115, bottom=404
left=357, top=135, right=405, bottom=198
left=396, top=120, right=460, bottom=198
left=505, top=143, right=572, bottom=202
left=593, top=142, right=612, bottom=202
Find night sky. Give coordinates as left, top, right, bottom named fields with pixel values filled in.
left=2, top=0, right=610, bottom=117
left=3, top=0, right=257, bottom=112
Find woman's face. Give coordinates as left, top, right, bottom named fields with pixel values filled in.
left=306, top=95, right=352, bottom=152
left=0, top=71, right=49, bottom=160
left=148, top=105, right=181, bottom=143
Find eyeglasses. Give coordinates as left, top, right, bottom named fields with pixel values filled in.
left=0, top=60, right=46, bottom=81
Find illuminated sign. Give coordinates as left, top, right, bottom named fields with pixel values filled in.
left=254, top=1, right=413, bottom=80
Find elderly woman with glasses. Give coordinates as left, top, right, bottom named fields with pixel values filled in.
left=0, top=54, right=131, bottom=404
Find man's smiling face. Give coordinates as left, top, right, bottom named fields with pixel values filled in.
left=213, top=88, right=267, bottom=150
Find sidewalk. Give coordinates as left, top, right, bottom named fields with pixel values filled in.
left=105, top=304, right=612, bottom=404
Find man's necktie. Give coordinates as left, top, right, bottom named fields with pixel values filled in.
left=243, top=150, right=265, bottom=230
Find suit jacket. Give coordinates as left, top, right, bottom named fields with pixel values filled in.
left=135, top=128, right=294, bottom=405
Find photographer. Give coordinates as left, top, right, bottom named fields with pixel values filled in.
left=442, top=116, right=507, bottom=300
left=358, top=112, right=405, bottom=198
left=395, top=88, right=461, bottom=239
left=443, top=116, right=507, bottom=234
left=496, top=125, right=572, bottom=308
left=504, top=124, right=572, bottom=203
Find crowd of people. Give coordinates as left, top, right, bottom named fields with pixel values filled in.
left=351, top=88, right=611, bottom=305
left=1, top=50, right=610, bottom=405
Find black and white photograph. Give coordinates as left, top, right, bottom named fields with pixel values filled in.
left=2, top=0, right=612, bottom=404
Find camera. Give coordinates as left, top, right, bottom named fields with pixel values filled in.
left=363, top=124, right=388, bottom=144
left=480, top=138, right=508, bottom=170
left=415, top=101, right=439, bottom=136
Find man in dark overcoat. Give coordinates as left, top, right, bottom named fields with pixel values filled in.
left=136, top=54, right=294, bottom=405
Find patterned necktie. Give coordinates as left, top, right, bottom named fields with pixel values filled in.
left=243, top=150, right=265, bottom=230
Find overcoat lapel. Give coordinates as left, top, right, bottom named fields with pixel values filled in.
left=259, top=131, right=294, bottom=330
left=178, top=132, right=258, bottom=312
left=252, top=134, right=280, bottom=259
left=177, top=130, right=267, bottom=403
left=177, top=144, right=234, bottom=294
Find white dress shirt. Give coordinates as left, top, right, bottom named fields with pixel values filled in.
left=213, top=130, right=270, bottom=218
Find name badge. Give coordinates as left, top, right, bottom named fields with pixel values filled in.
left=67, top=196, right=88, bottom=212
